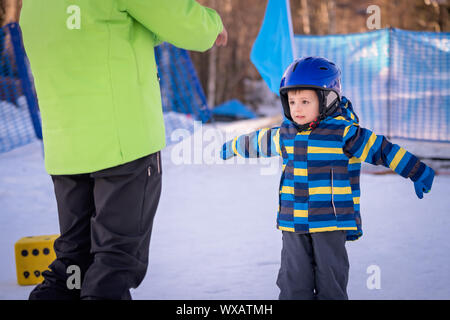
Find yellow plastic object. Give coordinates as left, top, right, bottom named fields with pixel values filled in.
left=14, top=235, right=59, bottom=286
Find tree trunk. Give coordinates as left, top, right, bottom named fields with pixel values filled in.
left=328, top=0, right=336, bottom=34
left=301, top=0, right=311, bottom=34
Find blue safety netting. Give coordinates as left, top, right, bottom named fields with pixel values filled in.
left=251, top=0, right=450, bottom=142
left=292, top=29, right=450, bottom=142
left=155, top=42, right=211, bottom=143
left=388, top=29, right=449, bottom=141
left=0, top=23, right=41, bottom=154
left=0, top=24, right=212, bottom=154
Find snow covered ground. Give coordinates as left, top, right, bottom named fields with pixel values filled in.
left=0, top=123, right=449, bottom=300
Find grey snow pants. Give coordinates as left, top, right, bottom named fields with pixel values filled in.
left=276, top=230, right=349, bottom=300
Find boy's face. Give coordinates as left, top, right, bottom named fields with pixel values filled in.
left=288, top=89, right=320, bottom=125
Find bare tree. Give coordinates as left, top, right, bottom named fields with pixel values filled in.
left=328, top=0, right=337, bottom=33
left=300, top=0, right=311, bottom=34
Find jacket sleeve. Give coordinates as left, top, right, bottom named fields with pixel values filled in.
left=221, top=127, right=281, bottom=160
left=121, top=0, right=223, bottom=52
left=343, top=123, right=428, bottom=181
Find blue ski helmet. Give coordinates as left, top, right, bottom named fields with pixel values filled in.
left=279, top=56, right=342, bottom=121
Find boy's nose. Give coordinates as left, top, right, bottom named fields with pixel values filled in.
left=293, top=105, right=304, bottom=113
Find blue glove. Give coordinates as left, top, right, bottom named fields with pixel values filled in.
left=413, top=166, right=435, bottom=199
left=221, top=140, right=236, bottom=160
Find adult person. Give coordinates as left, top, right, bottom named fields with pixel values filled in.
left=11, top=0, right=227, bottom=300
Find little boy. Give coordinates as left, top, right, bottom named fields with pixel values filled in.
left=221, top=56, right=435, bottom=300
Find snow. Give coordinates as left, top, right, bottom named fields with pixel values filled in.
left=0, top=122, right=449, bottom=300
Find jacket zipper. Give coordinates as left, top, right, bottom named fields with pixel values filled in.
left=331, top=168, right=337, bottom=217
left=141, top=166, right=150, bottom=232
left=157, top=151, right=161, bottom=174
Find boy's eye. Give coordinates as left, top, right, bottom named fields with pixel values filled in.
left=289, top=100, right=295, bottom=105
left=302, top=100, right=309, bottom=104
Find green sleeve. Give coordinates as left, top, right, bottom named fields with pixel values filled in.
left=121, top=0, right=223, bottom=51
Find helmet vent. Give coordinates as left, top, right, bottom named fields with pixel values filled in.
left=292, top=62, right=300, bottom=72
left=319, top=66, right=328, bottom=70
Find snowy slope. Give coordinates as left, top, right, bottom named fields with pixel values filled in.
left=0, top=125, right=449, bottom=300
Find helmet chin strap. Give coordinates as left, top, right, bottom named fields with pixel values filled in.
left=293, top=114, right=323, bottom=131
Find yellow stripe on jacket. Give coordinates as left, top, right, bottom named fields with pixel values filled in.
left=309, top=186, right=352, bottom=195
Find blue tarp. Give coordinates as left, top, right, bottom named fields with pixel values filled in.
left=212, top=99, right=257, bottom=119
left=251, top=0, right=450, bottom=142
left=250, top=0, right=295, bottom=95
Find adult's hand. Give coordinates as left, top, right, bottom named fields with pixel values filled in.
left=2, top=0, right=22, bottom=26
left=215, top=26, right=228, bottom=47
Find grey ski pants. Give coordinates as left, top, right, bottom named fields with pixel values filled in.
left=276, top=230, right=349, bottom=300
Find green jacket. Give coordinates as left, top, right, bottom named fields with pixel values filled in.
left=20, top=0, right=223, bottom=174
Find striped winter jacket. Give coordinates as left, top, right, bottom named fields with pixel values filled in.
left=221, top=97, right=429, bottom=241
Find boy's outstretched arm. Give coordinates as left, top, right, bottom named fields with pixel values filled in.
left=343, top=124, right=435, bottom=199
left=221, top=127, right=281, bottom=160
